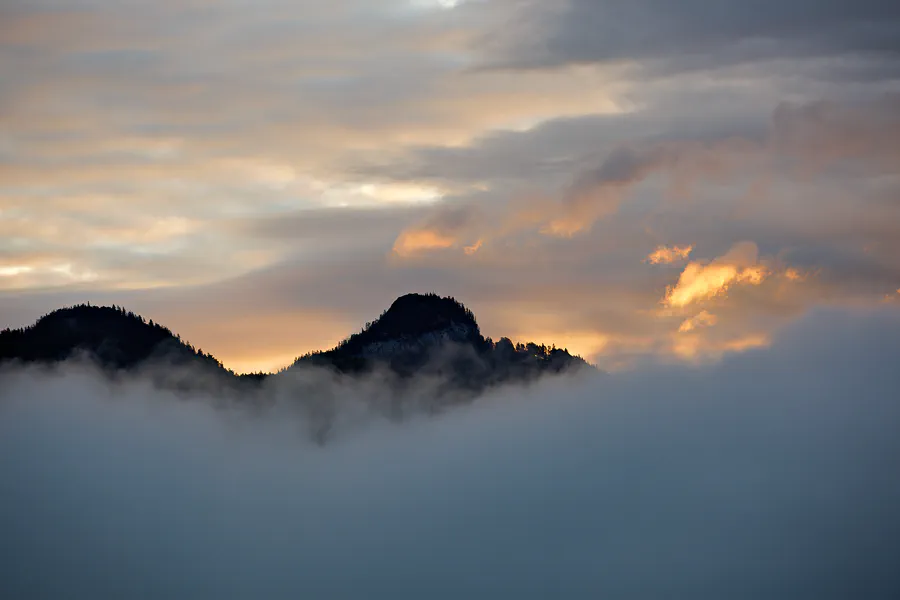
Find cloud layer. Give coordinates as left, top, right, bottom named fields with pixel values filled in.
left=2, top=307, right=900, bottom=597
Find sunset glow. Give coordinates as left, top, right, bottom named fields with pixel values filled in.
left=1, top=0, right=898, bottom=373
left=646, top=245, right=694, bottom=265
left=678, top=310, right=718, bottom=333
left=663, top=243, right=769, bottom=308
left=392, top=229, right=458, bottom=257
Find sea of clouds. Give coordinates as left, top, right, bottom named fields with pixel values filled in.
left=2, top=307, right=900, bottom=598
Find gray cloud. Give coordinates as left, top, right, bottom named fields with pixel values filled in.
left=2, top=307, right=900, bottom=597
left=224, top=205, right=427, bottom=258
left=352, top=79, right=786, bottom=188
left=486, top=0, right=900, bottom=74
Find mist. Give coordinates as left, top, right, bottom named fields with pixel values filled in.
left=2, top=307, right=900, bottom=598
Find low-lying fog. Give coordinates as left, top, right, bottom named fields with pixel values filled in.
left=2, top=307, right=899, bottom=598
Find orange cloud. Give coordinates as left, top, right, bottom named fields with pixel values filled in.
left=663, top=242, right=768, bottom=308
left=783, top=268, right=810, bottom=282
left=678, top=310, right=717, bottom=332
left=392, top=229, right=458, bottom=256
left=392, top=204, right=480, bottom=257
left=463, top=239, right=483, bottom=255
left=646, top=244, right=693, bottom=265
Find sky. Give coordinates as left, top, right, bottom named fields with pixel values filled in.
left=2, top=307, right=900, bottom=597
left=1, top=0, right=899, bottom=372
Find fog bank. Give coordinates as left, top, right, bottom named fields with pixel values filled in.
left=2, top=307, right=900, bottom=598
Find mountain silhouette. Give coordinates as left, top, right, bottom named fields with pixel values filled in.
left=0, top=304, right=225, bottom=371
left=1, top=294, right=591, bottom=396
left=0, top=304, right=264, bottom=391
left=293, top=293, right=589, bottom=389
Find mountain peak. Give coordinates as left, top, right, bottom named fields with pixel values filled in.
left=0, top=303, right=226, bottom=373
left=292, top=293, right=590, bottom=388
left=300, top=293, right=481, bottom=365
left=377, top=293, right=479, bottom=339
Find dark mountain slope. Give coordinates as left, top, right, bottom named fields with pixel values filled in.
left=291, top=293, right=591, bottom=390
left=0, top=304, right=232, bottom=376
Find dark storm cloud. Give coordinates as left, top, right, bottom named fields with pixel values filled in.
left=1, top=307, right=900, bottom=597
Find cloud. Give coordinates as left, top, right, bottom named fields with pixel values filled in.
left=0, top=0, right=634, bottom=298
left=482, top=0, right=900, bottom=75
left=671, top=331, right=770, bottom=361
left=540, top=145, right=679, bottom=237
left=1, top=307, right=900, bottom=597
left=463, top=239, right=483, bottom=255
left=646, top=244, right=694, bottom=265
left=393, top=229, right=458, bottom=256
left=784, top=267, right=807, bottom=282
left=384, top=95, right=900, bottom=241
left=678, top=309, right=717, bottom=332
left=663, top=242, right=768, bottom=308
left=392, top=205, right=479, bottom=257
